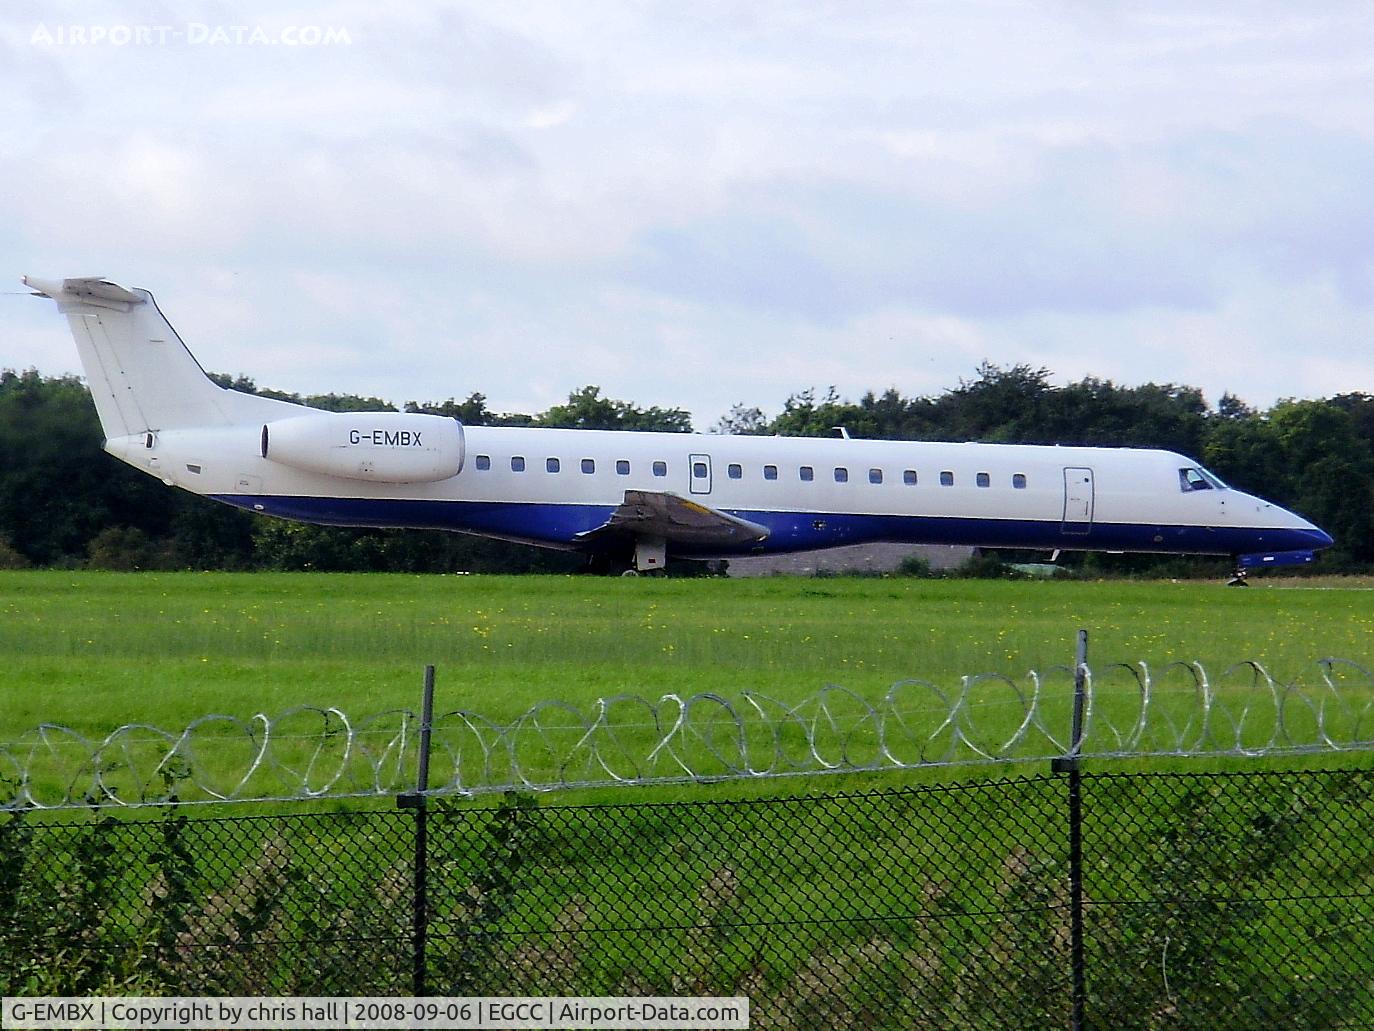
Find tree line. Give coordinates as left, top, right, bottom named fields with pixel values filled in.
left=0, top=363, right=1369, bottom=574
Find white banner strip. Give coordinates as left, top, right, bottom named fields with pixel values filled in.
left=1, top=997, right=750, bottom=1030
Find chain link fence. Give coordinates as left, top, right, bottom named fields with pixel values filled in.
left=3, top=767, right=1373, bottom=1028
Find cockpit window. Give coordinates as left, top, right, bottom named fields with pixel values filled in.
left=1179, top=467, right=1227, bottom=492
left=1202, top=467, right=1228, bottom=489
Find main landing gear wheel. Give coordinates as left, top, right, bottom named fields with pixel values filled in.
left=1227, top=566, right=1250, bottom=587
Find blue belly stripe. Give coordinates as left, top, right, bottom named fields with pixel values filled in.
left=210, top=494, right=1330, bottom=559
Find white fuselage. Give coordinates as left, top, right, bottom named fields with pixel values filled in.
left=25, top=274, right=1331, bottom=569
left=116, top=420, right=1330, bottom=560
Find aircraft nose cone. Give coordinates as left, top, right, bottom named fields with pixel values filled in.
left=1281, top=503, right=1334, bottom=550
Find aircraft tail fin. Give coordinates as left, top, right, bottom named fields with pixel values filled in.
left=23, top=276, right=294, bottom=438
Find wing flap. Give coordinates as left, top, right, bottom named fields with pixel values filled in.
left=577, top=490, right=769, bottom=548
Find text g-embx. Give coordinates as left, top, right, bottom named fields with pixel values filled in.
left=349, top=429, right=422, bottom=446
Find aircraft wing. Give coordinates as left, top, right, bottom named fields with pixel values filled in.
left=577, top=490, right=770, bottom=549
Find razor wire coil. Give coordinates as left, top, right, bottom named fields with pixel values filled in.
left=2, top=658, right=1371, bottom=810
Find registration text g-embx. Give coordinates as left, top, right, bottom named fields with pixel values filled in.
left=349, top=429, right=422, bottom=446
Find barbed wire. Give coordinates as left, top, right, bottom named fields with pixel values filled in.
left=2, top=658, right=1371, bottom=811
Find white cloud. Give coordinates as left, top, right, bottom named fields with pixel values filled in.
left=4, top=1, right=1374, bottom=427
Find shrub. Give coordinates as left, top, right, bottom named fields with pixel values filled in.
left=895, top=554, right=933, bottom=578
left=0, top=537, right=30, bottom=569
left=86, top=527, right=176, bottom=571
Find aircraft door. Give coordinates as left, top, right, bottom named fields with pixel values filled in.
left=689, top=453, right=712, bottom=495
left=1062, top=467, right=1094, bottom=535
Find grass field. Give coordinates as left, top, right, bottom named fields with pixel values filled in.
left=2, top=569, right=1371, bottom=753
left=5, top=571, right=1374, bottom=1014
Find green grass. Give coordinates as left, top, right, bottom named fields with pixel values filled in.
left=3, top=571, right=1373, bottom=1016
left=1, top=571, right=1372, bottom=805
left=3, top=571, right=1372, bottom=735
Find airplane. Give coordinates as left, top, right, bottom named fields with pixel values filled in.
left=25, top=275, right=1333, bottom=582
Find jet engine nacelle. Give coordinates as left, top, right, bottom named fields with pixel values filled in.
left=261, top=412, right=464, bottom=483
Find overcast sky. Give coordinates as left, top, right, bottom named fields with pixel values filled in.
left=4, top=2, right=1373, bottom=428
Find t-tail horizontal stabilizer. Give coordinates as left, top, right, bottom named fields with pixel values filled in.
left=24, top=276, right=144, bottom=310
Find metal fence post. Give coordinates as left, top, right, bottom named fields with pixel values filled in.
left=1051, top=630, right=1088, bottom=1031
left=398, top=664, right=436, bottom=997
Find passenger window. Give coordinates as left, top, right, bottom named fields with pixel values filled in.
left=546, top=458, right=560, bottom=473
left=475, top=455, right=491, bottom=471
left=616, top=460, right=630, bottom=475
left=800, top=466, right=814, bottom=482
left=728, top=463, right=742, bottom=479
left=869, top=468, right=883, bottom=484
left=976, top=472, right=990, bottom=488
left=511, top=456, right=525, bottom=472
left=693, top=461, right=708, bottom=479
left=764, top=465, right=778, bottom=481
left=834, top=467, right=849, bottom=483
left=653, top=461, right=667, bottom=477
left=581, top=459, right=595, bottom=474
left=903, top=470, right=917, bottom=486
left=1012, top=473, right=1027, bottom=489
left=940, top=471, right=954, bottom=487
